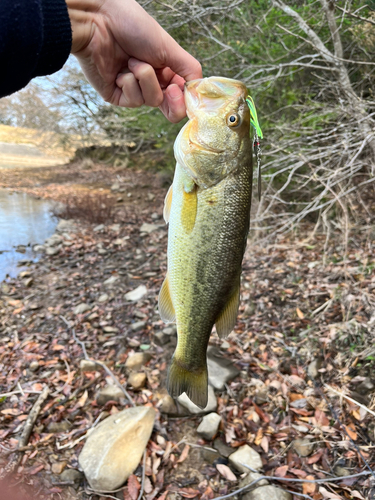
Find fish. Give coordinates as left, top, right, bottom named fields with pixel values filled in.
left=159, top=76, right=253, bottom=409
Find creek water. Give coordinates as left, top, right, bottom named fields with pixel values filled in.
left=0, top=189, right=57, bottom=281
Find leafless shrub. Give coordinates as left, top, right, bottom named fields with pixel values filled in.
left=52, top=193, right=116, bottom=224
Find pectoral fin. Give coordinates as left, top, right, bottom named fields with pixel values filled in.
left=181, top=183, right=197, bottom=233
left=158, top=273, right=176, bottom=323
left=163, top=184, right=173, bottom=224
left=215, top=284, right=240, bottom=338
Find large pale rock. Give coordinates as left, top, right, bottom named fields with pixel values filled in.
left=229, top=445, right=262, bottom=473
left=197, top=413, right=221, bottom=440
left=79, top=406, right=155, bottom=491
left=242, top=485, right=292, bottom=500
left=178, top=385, right=217, bottom=415
left=207, top=347, right=240, bottom=390
left=239, top=472, right=269, bottom=489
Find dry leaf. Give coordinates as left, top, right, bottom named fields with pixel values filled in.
left=296, top=307, right=304, bottom=319
left=179, top=487, right=199, bottom=498
left=177, top=444, right=190, bottom=463
left=216, top=464, right=237, bottom=481
left=260, top=435, right=269, bottom=453
left=275, top=465, right=288, bottom=477
left=1, top=408, right=21, bottom=416
left=128, top=474, right=141, bottom=500
left=319, top=487, right=343, bottom=499
left=254, top=428, right=263, bottom=445
left=302, top=475, right=317, bottom=495
left=344, top=423, right=357, bottom=441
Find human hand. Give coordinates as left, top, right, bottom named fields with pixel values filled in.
left=66, top=0, right=202, bottom=122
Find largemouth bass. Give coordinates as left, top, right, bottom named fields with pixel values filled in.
left=159, top=76, right=253, bottom=409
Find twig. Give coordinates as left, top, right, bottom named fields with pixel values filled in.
left=1, top=385, right=50, bottom=478
left=0, top=389, right=42, bottom=398
left=213, top=466, right=372, bottom=500
left=60, top=315, right=134, bottom=407
left=137, top=450, right=146, bottom=500
left=325, top=384, right=375, bottom=418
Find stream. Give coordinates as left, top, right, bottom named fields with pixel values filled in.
left=0, top=189, right=57, bottom=281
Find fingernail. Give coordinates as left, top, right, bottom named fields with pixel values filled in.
left=168, top=85, right=182, bottom=100
left=128, top=58, right=139, bottom=69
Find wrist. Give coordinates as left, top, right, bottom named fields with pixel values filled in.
left=65, top=0, right=101, bottom=53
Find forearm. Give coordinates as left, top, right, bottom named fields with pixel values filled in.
left=0, top=0, right=72, bottom=98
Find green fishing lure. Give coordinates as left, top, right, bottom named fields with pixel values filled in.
left=246, top=95, right=263, bottom=201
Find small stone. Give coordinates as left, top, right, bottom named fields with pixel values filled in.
left=243, top=303, right=255, bottom=316
left=59, top=469, right=83, bottom=483
left=140, top=223, right=162, bottom=234
left=48, top=422, right=72, bottom=433
left=45, top=234, right=63, bottom=247
left=213, top=439, right=234, bottom=458
left=151, top=212, right=159, bottom=219
left=96, top=385, right=125, bottom=405
left=16, top=245, right=26, bottom=253
left=239, top=472, right=269, bottom=489
left=159, top=394, right=178, bottom=415
left=29, top=303, right=40, bottom=310
left=197, top=413, right=221, bottom=440
left=334, top=465, right=351, bottom=477
left=131, top=321, right=146, bottom=332
left=128, top=372, right=147, bottom=390
left=229, top=445, right=262, bottom=473
left=207, top=347, right=240, bottom=390
left=79, top=406, right=155, bottom=491
left=162, top=326, right=177, bottom=335
left=56, top=220, right=76, bottom=233
left=154, top=331, right=169, bottom=346
left=242, top=485, right=292, bottom=500
left=103, top=276, right=119, bottom=286
left=94, top=224, right=105, bottom=232
left=124, top=285, right=147, bottom=302
left=111, top=182, right=120, bottom=191
left=46, top=247, right=60, bottom=256
left=51, top=461, right=67, bottom=474
left=33, top=244, right=45, bottom=253
left=147, top=193, right=155, bottom=201
left=307, top=359, right=322, bottom=379
left=292, top=438, right=314, bottom=457
left=98, top=248, right=107, bottom=255
left=29, top=361, right=40, bottom=372
left=221, top=341, right=230, bottom=349
left=74, top=303, right=91, bottom=315
left=201, top=448, right=220, bottom=464
left=125, top=352, right=152, bottom=370
left=80, top=360, right=98, bottom=372
left=109, top=224, right=121, bottom=232
left=356, top=378, right=375, bottom=395
left=254, top=389, right=268, bottom=405
left=98, top=294, right=109, bottom=303
left=178, top=385, right=217, bottom=415
left=19, top=271, right=31, bottom=278
left=24, top=278, right=33, bottom=287
left=103, top=326, right=119, bottom=333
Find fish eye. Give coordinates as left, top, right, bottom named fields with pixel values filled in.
left=227, top=113, right=241, bottom=127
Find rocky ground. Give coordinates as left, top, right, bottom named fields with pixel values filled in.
left=0, top=161, right=374, bottom=500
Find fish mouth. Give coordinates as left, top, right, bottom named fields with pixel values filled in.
left=188, top=137, right=224, bottom=154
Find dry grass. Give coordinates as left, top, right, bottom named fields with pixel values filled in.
left=52, top=192, right=116, bottom=224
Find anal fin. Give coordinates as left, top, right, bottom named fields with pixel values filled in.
left=163, top=184, right=173, bottom=224
left=215, top=284, right=240, bottom=338
left=158, top=273, right=176, bottom=323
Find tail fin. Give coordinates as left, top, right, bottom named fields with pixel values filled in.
left=167, top=357, right=208, bottom=409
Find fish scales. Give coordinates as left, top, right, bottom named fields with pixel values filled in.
left=159, top=77, right=253, bottom=408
